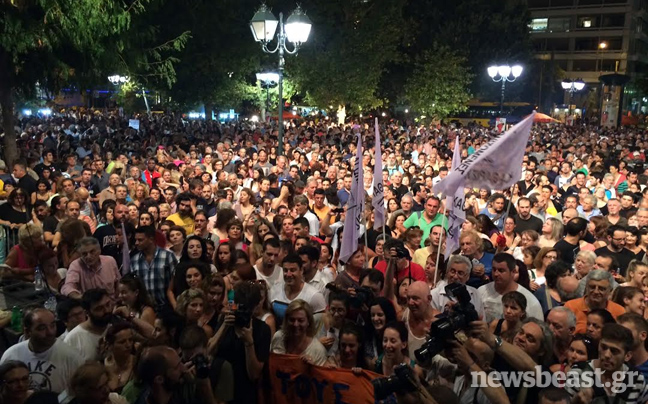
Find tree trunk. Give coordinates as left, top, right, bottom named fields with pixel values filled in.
left=336, top=104, right=346, bottom=125
left=204, top=103, right=214, bottom=121
left=261, top=106, right=266, bottom=122
left=0, top=49, right=17, bottom=167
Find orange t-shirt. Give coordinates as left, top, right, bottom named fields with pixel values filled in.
left=564, top=297, right=626, bottom=334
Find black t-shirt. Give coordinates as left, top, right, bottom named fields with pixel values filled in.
left=514, top=215, right=543, bottom=234
left=93, top=225, right=120, bottom=263
left=17, top=175, right=37, bottom=195
left=0, top=203, right=30, bottom=225
left=42, top=215, right=60, bottom=235
left=554, top=239, right=579, bottom=265
left=34, top=162, right=58, bottom=178
left=214, top=318, right=271, bottom=404
left=594, top=246, right=636, bottom=276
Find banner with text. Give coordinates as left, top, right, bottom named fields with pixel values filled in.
left=268, top=354, right=379, bottom=404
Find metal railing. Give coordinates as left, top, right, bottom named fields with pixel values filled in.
left=0, top=225, right=20, bottom=265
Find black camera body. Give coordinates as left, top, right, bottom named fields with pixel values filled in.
left=325, top=284, right=374, bottom=308
left=372, top=363, right=418, bottom=400
left=191, top=354, right=211, bottom=379
left=234, top=303, right=252, bottom=328
left=414, top=283, right=479, bottom=365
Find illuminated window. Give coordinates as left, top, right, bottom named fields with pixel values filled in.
left=530, top=18, right=548, bottom=31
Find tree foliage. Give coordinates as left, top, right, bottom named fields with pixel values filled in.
left=404, top=46, right=473, bottom=119
left=287, top=0, right=407, bottom=110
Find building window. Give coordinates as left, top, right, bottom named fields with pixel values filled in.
left=579, top=17, right=593, bottom=28
left=530, top=18, right=548, bottom=31
left=548, top=17, right=571, bottom=32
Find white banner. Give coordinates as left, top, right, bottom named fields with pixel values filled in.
left=445, top=138, right=465, bottom=259
left=372, top=118, right=385, bottom=230
left=340, top=133, right=365, bottom=264
left=434, top=112, right=535, bottom=198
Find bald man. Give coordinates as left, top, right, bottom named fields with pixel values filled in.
left=402, top=281, right=440, bottom=359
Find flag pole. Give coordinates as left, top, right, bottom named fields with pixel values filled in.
left=364, top=215, right=369, bottom=264
left=433, top=206, right=448, bottom=287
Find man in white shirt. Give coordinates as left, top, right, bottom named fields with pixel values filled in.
left=477, top=252, right=544, bottom=322
left=297, top=245, right=333, bottom=297
left=269, top=254, right=326, bottom=324
left=64, top=288, right=113, bottom=361
left=253, top=238, right=283, bottom=289
left=1, top=308, right=83, bottom=393
left=294, top=195, right=320, bottom=236
left=430, top=255, right=486, bottom=320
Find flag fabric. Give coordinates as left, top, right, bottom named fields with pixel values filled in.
left=444, top=138, right=466, bottom=259
left=121, top=222, right=131, bottom=275
left=340, top=132, right=365, bottom=264
left=434, top=112, right=536, bottom=199
left=372, top=118, right=385, bottom=230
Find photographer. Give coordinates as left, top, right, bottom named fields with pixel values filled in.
left=179, top=325, right=233, bottom=404
left=375, top=239, right=426, bottom=282
left=207, top=281, right=270, bottom=404
left=444, top=337, right=510, bottom=404
left=430, top=255, right=486, bottom=320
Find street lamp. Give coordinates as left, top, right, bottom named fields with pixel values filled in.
left=561, top=79, right=585, bottom=118
left=250, top=4, right=312, bottom=155
left=256, top=72, right=279, bottom=121
left=108, top=75, right=130, bottom=85
left=487, top=64, right=523, bottom=115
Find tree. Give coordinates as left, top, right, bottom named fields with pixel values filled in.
left=0, top=0, right=188, bottom=166
left=287, top=0, right=407, bottom=120
left=404, top=46, right=473, bottom=120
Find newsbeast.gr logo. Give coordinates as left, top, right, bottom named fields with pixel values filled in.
left=470, top=366, right=642, bottom=393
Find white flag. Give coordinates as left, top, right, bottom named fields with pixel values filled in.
left=340, top=132, right=365, bottom=264
left=372, top=118, right=385, bottom=230
left=434, top=112, right=535, bottom=198
left=445, top=138, right=465, bottom=259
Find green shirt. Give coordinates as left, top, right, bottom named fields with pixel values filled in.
left=404, top=212, right=447, bottom=247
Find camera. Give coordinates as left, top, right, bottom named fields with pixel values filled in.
left=394, top=244, right=410, bottom=260
left=234, top=304, right=252, bottom=328
left=325, top=284, right=374, bottom=308
left=372, top=363, right=418, bottom=400
left=414, top=283, right=479, bottom=365
left=191, top=354, right=211, bottom=379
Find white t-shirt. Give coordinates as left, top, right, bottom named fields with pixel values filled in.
left=0, top=339, right=83, bottom=393
left=270, top=282, right=327, bottom=323
left=430, top=280, right=487, bottom=320
left=302, top=211, right=320, bottom=236
left=64, top=324, right=103, bottom=361
left=270, top=330, right=328, bottom=366
left=254, top=264, right=283, bottom=290
left=477, top=283, right=544, bottom=323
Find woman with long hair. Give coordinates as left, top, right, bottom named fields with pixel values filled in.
left=327, top=323, right=369, bottom=373
left=539, top=217, right=564, bottom=248
left=68, top=362, right=121, bottom=404
left=586, top=308, right=616, bottom=341
left=213, top=208, right=237, bottom=241
left=477, top=188, right=491, bottom=211
left=589, top=216, right=610, bottom=248
left=626, top=227, right=646, bottom=260
left=375, top=321, right=422, bottom=378
left=270, top=300, right=327, bottom=365
left=489, top=291, right=527, bottom=342
left=388, top=211, right=407, bottom=239
left=386, top=198, right=399, bottom=224
left=399, top=227, right=423, bottom=258
left=175, top=288, right=213, bottom=337
left=549, top=334, right=598, bottom=374
left=234, top=188, right=255, bottom=221
left=612, top=286, right=646, bottom=316
left=621, top=260, right=648, bottom=288
left=167, top=261, right=210, bottom=309
left=179, top=235, right=211, bottom=266
left=214, top=241, right=237, bottom=275
left=103, top=323, right=136, bottom=393
left=279, top=215, right=295, bottom=242
left=31, top=179, right=53, bottom=205
left=365, top=297, right=397, bottom=368
left=529, top=247, right=558, bottom=291
left=4, top=224, right=48, bottom=281
left=58, top=219, right=91, bottom=268
left=130, top=183, right=149, bottom=208
left=114, top=274, right=156, bottom=337
left=253, top=279, right=276, bottom=335
left=249, top=218, right=277, bottom=264
left=501, top=216, right=519, bottom=250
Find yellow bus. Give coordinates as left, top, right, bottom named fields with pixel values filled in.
left=446, top=100, right=534, bottom=127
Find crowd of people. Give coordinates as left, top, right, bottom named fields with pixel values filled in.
left=0, top=110, right=648, bottom=404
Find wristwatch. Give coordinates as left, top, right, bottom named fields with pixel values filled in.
left=493, top=335, right=503, bottom=350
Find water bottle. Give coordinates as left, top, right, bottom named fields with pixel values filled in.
left=45, top=295, right=57, bottom=313
left=34, top=266, right=44, bottom=292
left=10, top=306, right=22, bottom=332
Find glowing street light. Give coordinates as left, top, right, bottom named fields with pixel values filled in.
left=487, top=64, right=523, bottom=115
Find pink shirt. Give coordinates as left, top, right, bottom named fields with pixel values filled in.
left=61, top=255, right=121, bottom=299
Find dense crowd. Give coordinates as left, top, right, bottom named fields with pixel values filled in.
left=0, top=110, right=648, bottom=404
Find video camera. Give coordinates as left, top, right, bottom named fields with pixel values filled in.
left=414, top=283, right=479, bottom=365
left=372, top=363, right=419, bottom=400
left=325, top=284, right=375, bottom=309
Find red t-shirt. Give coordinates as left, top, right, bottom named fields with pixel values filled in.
left=374, top=260, right=426, bottom=282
